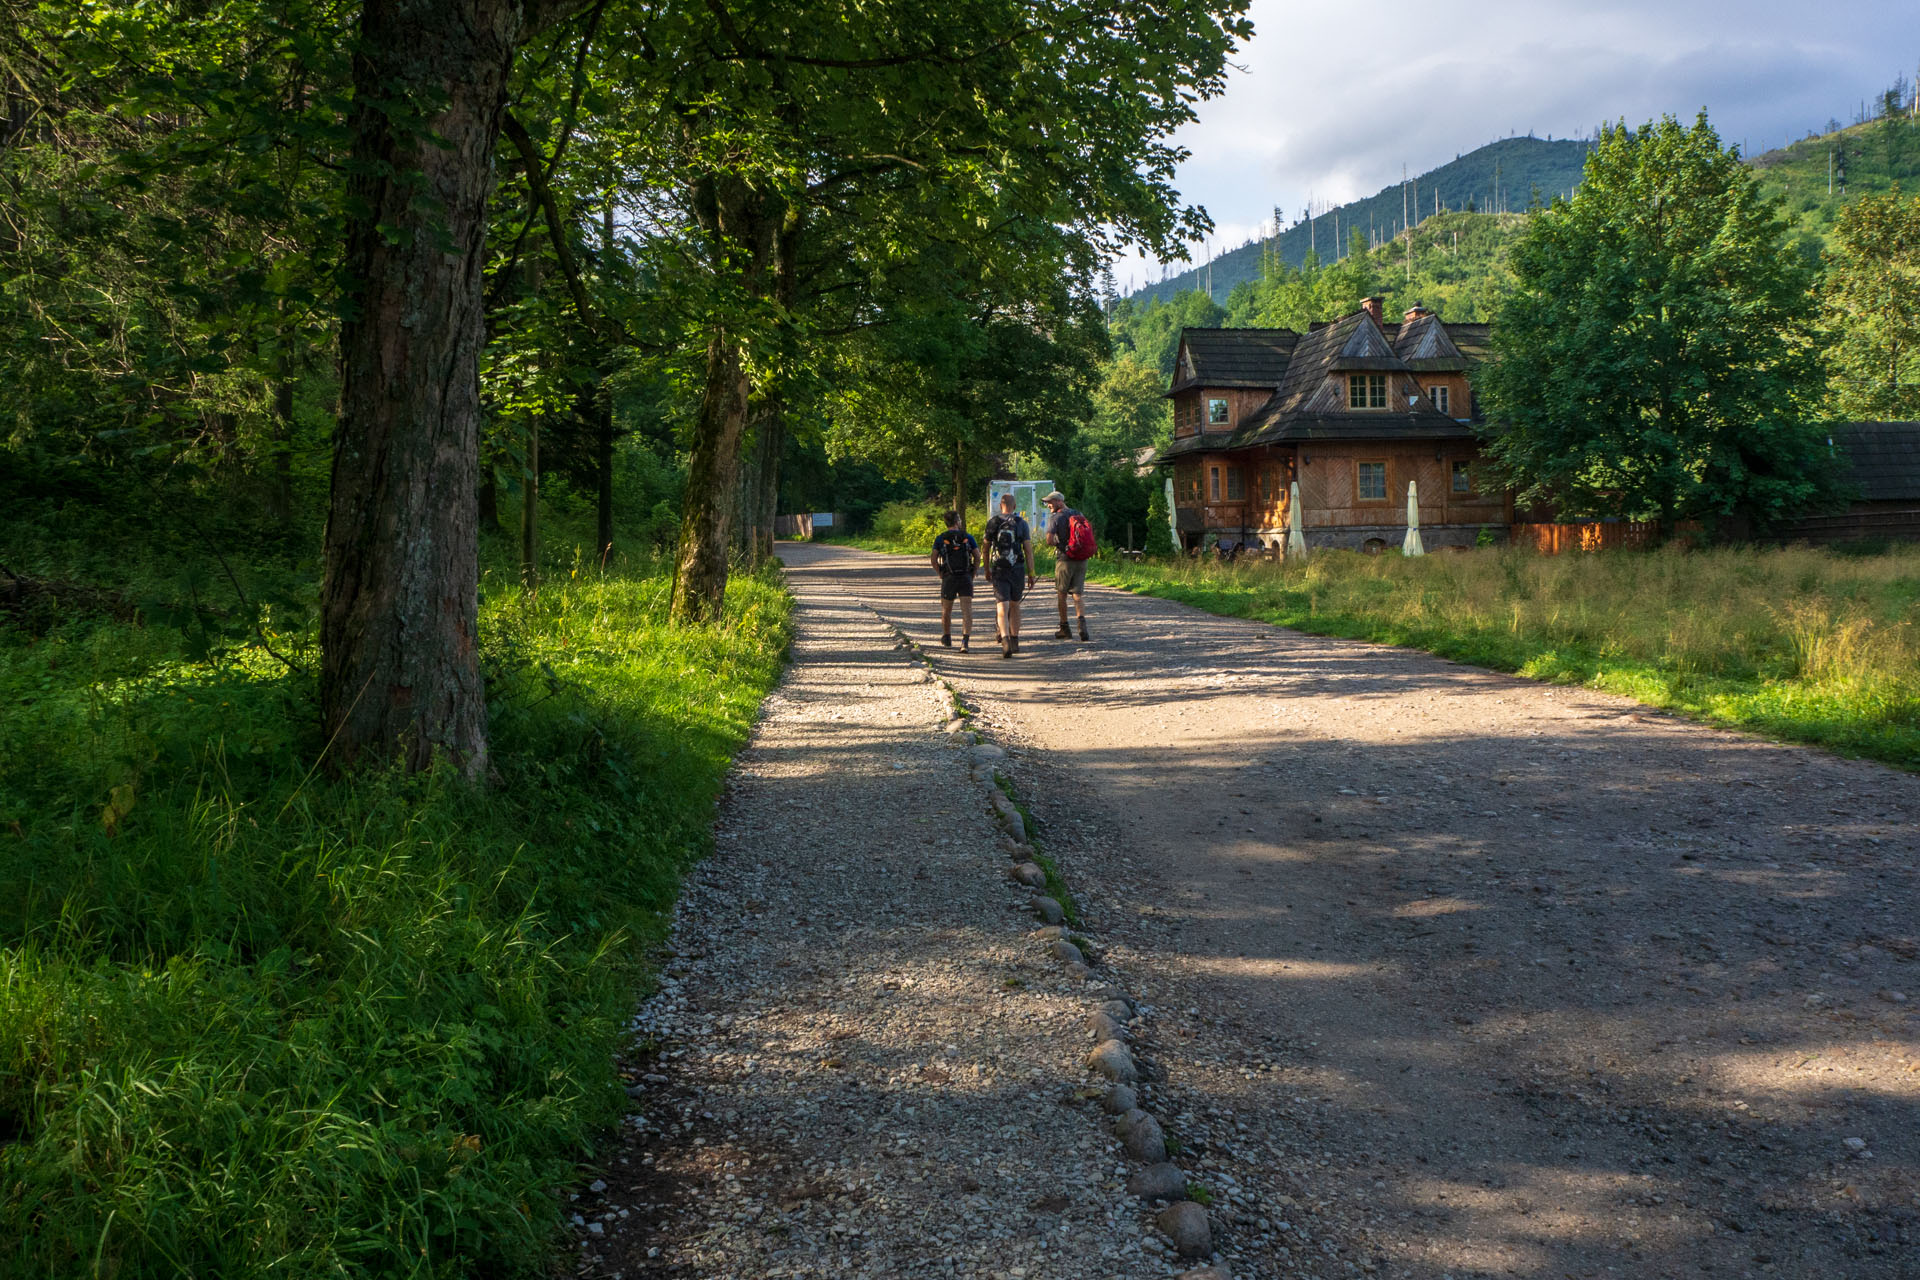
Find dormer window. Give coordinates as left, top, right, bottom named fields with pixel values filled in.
left=1207, top=397, right=1230, bottom=426
left=1347, top=374, right=1386, bottom=410
left=1428, top=385, right=1450, bottom=415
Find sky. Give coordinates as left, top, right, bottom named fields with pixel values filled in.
left=1112, top=0, right=1917, bottom=292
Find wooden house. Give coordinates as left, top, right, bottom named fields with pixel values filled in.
left=1155, top=298, right=1509, bottom=552
left=1775, top=421, right=1920, bottom=544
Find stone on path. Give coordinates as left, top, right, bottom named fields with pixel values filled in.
left=1089, top=1010, right=1127, bottom=1041
left=1127, top=1162, right=1188, bottom=1200
left=1087, top=1038, right=1137, bottom=1082
left=1032, top=896, right=1065, bottom=925
left=1010, top=861, right=1046, bottom=888
left=1102, top=1083, right=1138, bottom=1114
left=1155, top=1201, right=1213, bottom=1258
left=1116, top=1108, right=1167, bottom=1161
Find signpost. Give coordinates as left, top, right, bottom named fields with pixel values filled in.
left=985, top=481, right=1052, bottom=536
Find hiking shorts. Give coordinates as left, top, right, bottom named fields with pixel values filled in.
left=940, top=572, right=974, bottom=601
left=989, top=565, right=1026, bottom=602
left=1055, top=556, right=1088, bottom=595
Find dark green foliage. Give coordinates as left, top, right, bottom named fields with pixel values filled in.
left=0, top=505, right=791, bottom=1277
left=1482, top=114, right=1837, bottom=527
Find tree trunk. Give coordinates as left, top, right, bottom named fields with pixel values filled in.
left=478, top=460, right=500, bottom=532
left=951, top=441, right=968, bottom=533
left=267, top=371, right=295, bottom=530
left=754, top=410, right=782, bottom=564
left=520, top=421, right=539, bottom=590
left=671, top=331, right=750, bottom=623
left=321, top=0, right=530, bottom=779
left=595, top=385, right=615, bottom=567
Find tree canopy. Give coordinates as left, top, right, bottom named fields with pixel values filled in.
left=1480, top=114, right=1836, bottom=527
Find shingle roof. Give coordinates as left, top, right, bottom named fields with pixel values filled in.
left=1391, top=313, right=1473, bottom=372
left=1831, top=422, right=1920, bottom=503
left=1169, top=327, right=1298, bottom=392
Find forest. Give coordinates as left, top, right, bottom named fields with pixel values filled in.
left=0, top=0, right=1250, bottom=1273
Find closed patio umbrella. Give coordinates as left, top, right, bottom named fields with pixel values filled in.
left=1287, top=480, right=1307, bottom=559
left=1403, top=480, right=1425, bottom=556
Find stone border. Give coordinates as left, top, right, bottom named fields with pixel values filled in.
left=865, top=603, right=1228, bottom=1278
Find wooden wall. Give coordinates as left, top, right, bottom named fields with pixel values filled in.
left=1172, top=387, right=1276, bottom=439
left=1295, top=441, right=1504, bottom=529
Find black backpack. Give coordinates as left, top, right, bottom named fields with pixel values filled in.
left=938, top=532, right=972, bottom=577
left=992, top=520, right=1020, bottom=568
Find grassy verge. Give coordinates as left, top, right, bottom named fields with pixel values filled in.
left=1086, top=545, right=1920, bottom=770
left=0, top=529, right=791, bottom=1275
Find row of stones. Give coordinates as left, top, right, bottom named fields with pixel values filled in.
left=875, top=610, right=1229, bottom=1280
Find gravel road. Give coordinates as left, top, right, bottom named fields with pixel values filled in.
left=580, top=565, right=1188, bottom=1278
left=788, top=542, right=1920, bottom=1280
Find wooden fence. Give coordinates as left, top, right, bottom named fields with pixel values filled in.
left=1510, top=521, right=1663, bottom=554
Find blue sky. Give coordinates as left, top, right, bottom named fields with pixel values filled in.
left=1114, top=0, right=1916, bottom=291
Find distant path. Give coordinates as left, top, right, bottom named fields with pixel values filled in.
left=787, top=541, right=1920, bottom=1280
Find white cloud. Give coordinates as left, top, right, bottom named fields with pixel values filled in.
left=1107, top=0, right=1912, bottom=290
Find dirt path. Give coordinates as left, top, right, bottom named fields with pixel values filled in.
left=788, top=542, right=1920, bottom=1280
left=582, top=562, right=1182, bottom=1279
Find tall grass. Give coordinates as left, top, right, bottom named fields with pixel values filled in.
left=0, top=535, right=791, bottom=1276
left=1089, top=544, right=1920, bottom=769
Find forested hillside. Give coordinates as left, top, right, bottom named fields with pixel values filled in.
left=1130, top=135, right=1591, bottom=304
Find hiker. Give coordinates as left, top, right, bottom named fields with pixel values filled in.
left=981, top=492, right=1035, bottom=658
left=1041, top=489, right=1094, bottom=641
left=929, top=509, right=978, bottom=651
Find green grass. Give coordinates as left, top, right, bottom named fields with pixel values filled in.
left=0, top=519, right=792, bottom=1276
left=1088, top=544, right=1920, bottom=770
left=991, top=772, right=1080, bottom=925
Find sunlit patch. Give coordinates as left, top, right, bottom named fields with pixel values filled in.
left=1184, top=955, right=1384, bottom=981
left=1391, top=896, right=1482, bottom=918
left=1710, top=1040, right=1920, bottom=1106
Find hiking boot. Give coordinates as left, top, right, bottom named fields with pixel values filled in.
left=940, top=632, right=952, bottom=647
left=1000, top=632, right=1012, bottom=659
left=1078, top=620, right=1090, bottom=641
left=960, top=635, right=970, bottom=653
left=1010, top=633, right=1019, bottom=655
left=1055, top=625, right=1071, bottom=639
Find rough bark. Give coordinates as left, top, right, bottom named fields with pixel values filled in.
left=321, top=0, right=527, bottom=778
left=754, top=411, right=782, bottom=564
left=951, top=442, right=968, bottom=534
left=520, top=421, right=539, bottom=590
left=671, top=330, right=750, bottom=623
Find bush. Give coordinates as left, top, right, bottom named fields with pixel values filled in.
left=0, top=544, right=792, bottom=1276
left=869, top=500, right=948, bottom=551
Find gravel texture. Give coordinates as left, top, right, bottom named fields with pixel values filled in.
left=806, top=541, right=1920, bottom=1280
left=573, top=570, right=1205, bottom=1277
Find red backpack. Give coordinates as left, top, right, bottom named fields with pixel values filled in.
left=1064, top=512, right=1097, bottom=560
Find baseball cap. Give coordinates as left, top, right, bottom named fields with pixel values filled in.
left=1043, top=490, right=1066, bottom=503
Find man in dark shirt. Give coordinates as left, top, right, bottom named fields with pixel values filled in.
left=980, top=492, right=1035, bottom=658
left=929, top=509, right=978, bottom=651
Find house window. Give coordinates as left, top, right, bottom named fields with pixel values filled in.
left=1452, top=460, right=1473, bottom=493
left=1357, top=460, right=1388, bottom=502
left=1207, top=397, right=1230, bottom=426
left=1428, top=385, right=1450, bottom=415
left=1225, top=466, right=1244, bottom=501
left=1347, top=374, right=1386, bottom=409
left=1209, top=465, right=1221, bottom=501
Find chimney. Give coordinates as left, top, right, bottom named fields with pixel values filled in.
left=1359, top=296, right=1384, bottom=325
left=1403, top=304, right=1433, bottom=324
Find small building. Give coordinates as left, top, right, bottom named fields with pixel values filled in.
left=1153, top=298, right=1509, bottom=552
left=1775, top=421, right=1920, bottom=544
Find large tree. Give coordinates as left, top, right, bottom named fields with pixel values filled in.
left=626, top=0, right=1251, bottom=622
left=1481, top=114, right=1833, bottom=528
left=1821, top=187, right=1920, bottom=419
left=321, top=0, right=587, bottom=777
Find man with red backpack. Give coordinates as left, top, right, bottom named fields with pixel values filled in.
left=1042, top=489, right=1095, bottom=641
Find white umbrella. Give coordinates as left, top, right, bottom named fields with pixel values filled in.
left=1403, top=480, right=1425, bottom=556
left=1287, top=479, right=1308, bottom=559
left=1164, top=476, right=1178, bottom=549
